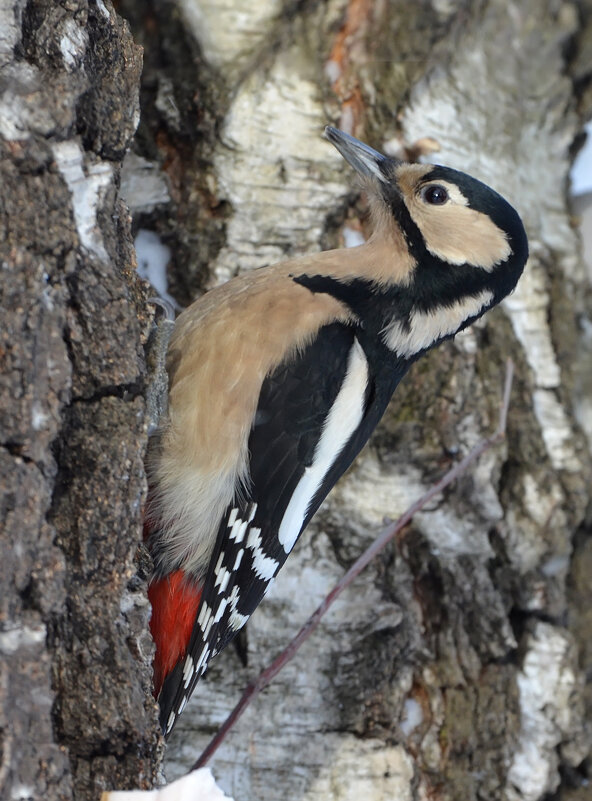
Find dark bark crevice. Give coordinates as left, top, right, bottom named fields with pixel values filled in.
left=0, top=2, right=161, bottom=799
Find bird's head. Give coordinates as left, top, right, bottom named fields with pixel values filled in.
left=324, top=126, right=528, bottom=358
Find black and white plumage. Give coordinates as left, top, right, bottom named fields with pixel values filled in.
left=145, top=127, right=528, bottom=736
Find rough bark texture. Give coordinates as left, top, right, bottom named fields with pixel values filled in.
left=118, top=1, right=592, bottom=800
left=0, top=2, right=161, bottom=800
left=3, top=1, right=592, bottom=800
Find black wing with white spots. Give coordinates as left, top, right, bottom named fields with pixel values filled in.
left=158, top=323, right=403, bottom=734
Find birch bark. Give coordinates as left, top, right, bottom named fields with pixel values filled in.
left=0, top=2, right=160, bottom=799
left=120, top=1, right=592, bottom=799
left=2, top=1, right=592, bottom=801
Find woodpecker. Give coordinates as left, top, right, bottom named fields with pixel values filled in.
left=145, top=127, right=528, bottom=736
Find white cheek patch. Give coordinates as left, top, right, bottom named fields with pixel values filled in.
left=277, top=338, right=369, bottom=555
left=404, top=179, right=511, bottom=271
left=383, top=290, right=494, bottom=358
left=395, top=172, right=513, bottom=271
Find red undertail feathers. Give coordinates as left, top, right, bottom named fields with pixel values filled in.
left=148, top=570, right=203, bottom=698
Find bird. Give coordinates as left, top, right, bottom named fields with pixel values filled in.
left=144, top=126, right=528, bottom=736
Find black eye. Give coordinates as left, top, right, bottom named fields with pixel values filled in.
left=421, top=184, right=449, bottom=205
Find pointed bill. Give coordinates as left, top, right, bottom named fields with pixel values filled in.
left=324, top=126, right=391, bottom=182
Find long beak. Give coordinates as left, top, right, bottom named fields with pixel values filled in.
left=324, top=126, right=390, bottom=182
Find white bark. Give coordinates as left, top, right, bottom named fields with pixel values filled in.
left=121, top=0, right=592, bottom=798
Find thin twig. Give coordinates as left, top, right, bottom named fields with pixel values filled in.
left=191, top=359, right=515, bottom=770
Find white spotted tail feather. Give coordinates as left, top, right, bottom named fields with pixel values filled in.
left=159, top=501, right=275, bottom=734
left=158, top=334, right=374, bottom=735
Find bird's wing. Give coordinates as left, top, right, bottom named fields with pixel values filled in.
left=158, top=322, right=400, bottom=734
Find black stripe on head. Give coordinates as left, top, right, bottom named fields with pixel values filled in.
left=293, top=265, right=492, bottom=334
left=377, top=165, right=527, bottom=308
left=292, top=273, right=413, bottom=336
left=378, top=180, right=429, bottom=263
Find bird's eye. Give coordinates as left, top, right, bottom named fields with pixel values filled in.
left=421, top=184, right=449, bottom=205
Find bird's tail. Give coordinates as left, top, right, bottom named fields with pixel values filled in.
left=148, top=569, right=203, bottom=699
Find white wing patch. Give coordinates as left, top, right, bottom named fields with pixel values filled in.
left=170, top=502, right=260, bottom=729
left=277, top=338, right=369, bottom=555
left=229, top=610, right=249, bottom=632
left=382, top=290, right=494, bottom=358
left=182, top=655, right=194, bottom=688
left=246, top=526, right=280, bottom=581
left=171, top=501, right=268, bottom=720
left=227, top=585, right=248, bottom=632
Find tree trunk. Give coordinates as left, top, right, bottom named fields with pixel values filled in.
left=120, top=1, right=592, bottom=799
left=0, top=2, right=161, bottom=800
left=2, top=1, right=592, bottom=800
